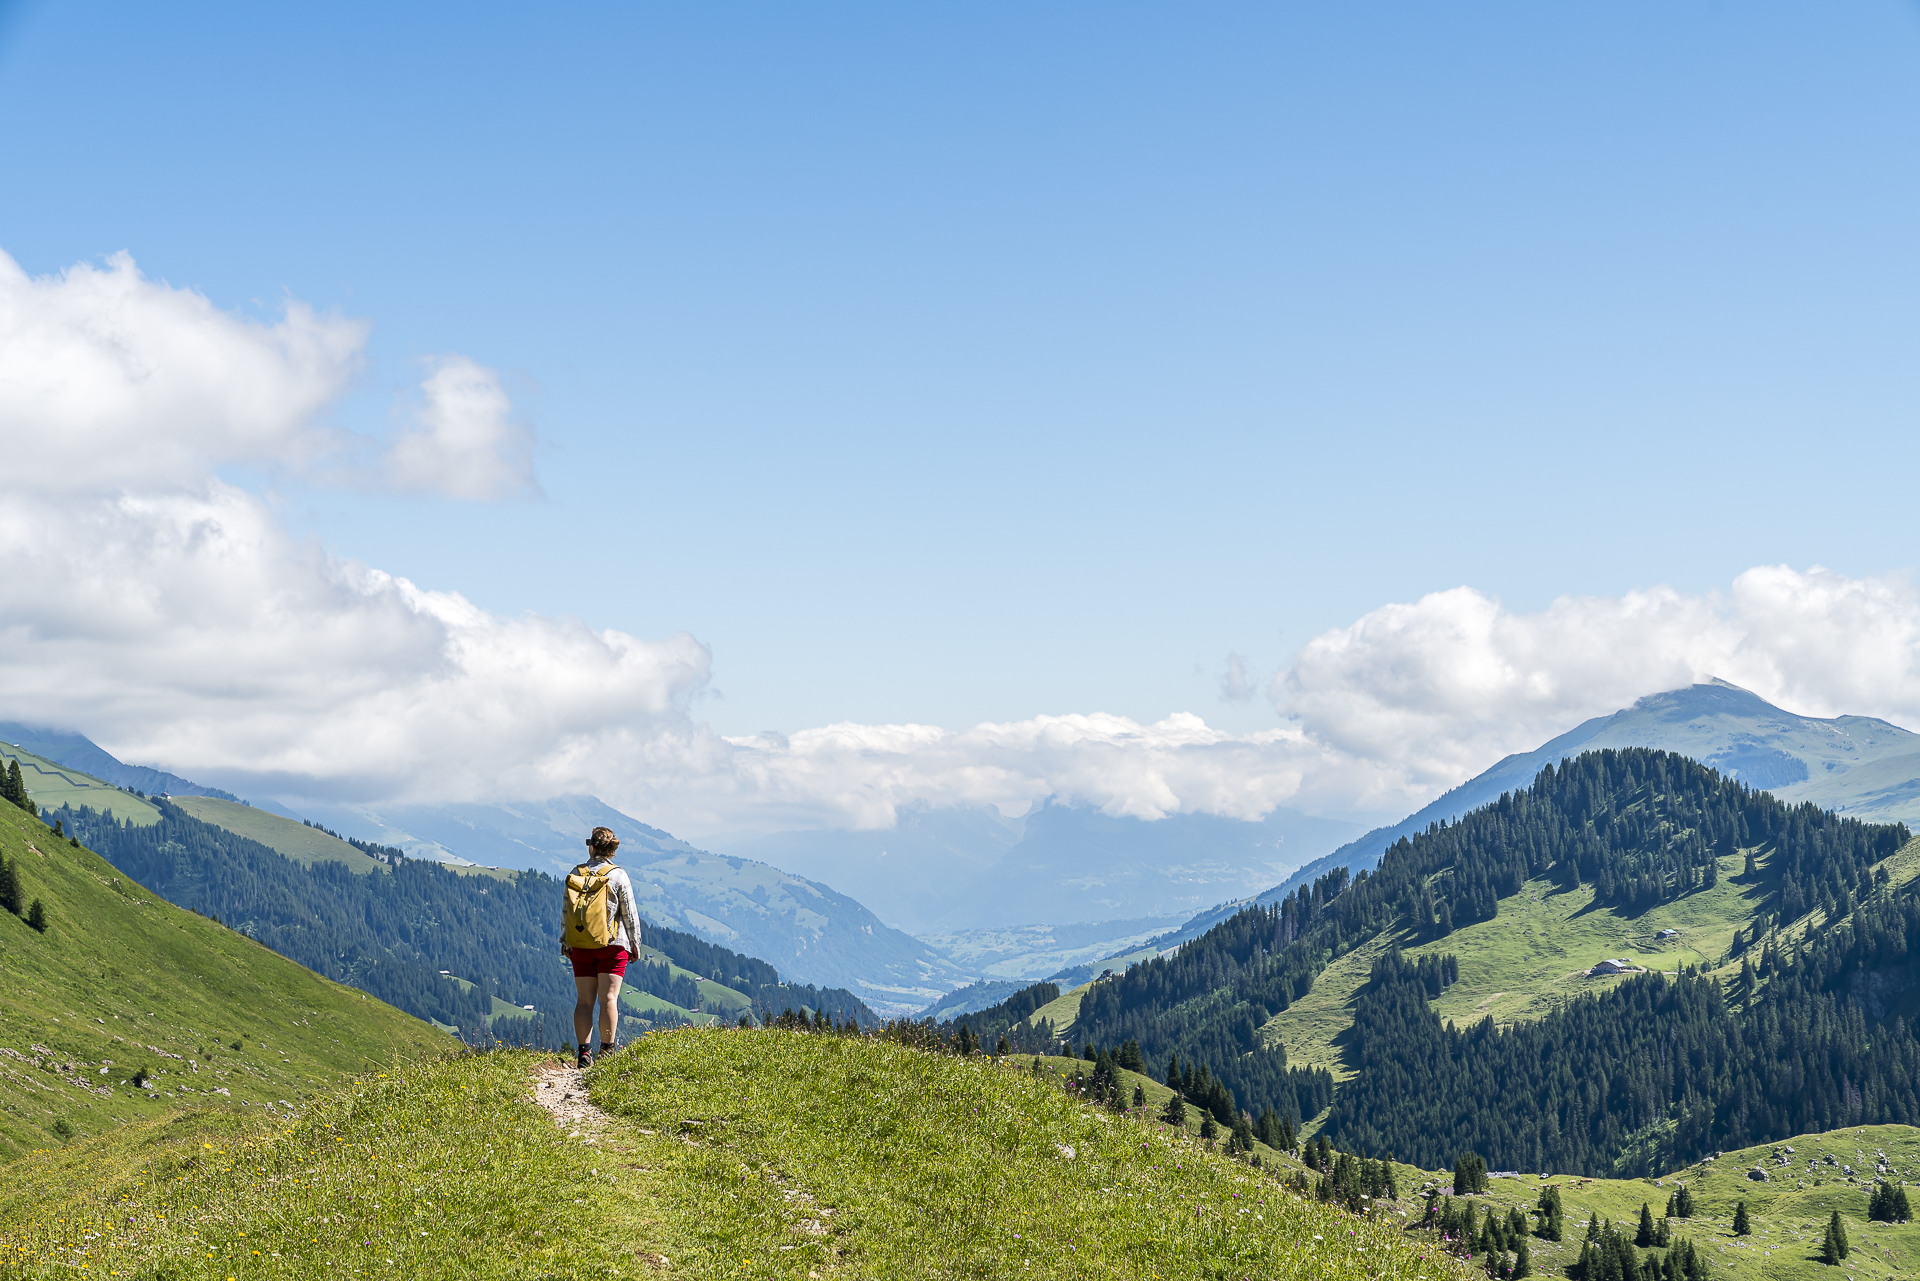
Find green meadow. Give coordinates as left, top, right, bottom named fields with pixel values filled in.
left=0, top=802, right=448, bottom=1159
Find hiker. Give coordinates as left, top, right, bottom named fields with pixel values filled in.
left=562, top=826, right=641, bottom=1068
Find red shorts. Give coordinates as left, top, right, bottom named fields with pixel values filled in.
left=569, top=946, right=630, bottom=977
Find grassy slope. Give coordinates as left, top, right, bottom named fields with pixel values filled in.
left=7, top=1036, right=1915, bottom=1281
left=0, top=1033, right=1475, bottom=1281
left=1263, top=839, right=1920, bottom=1094
left=169, top=796, right=388, bottom=873
left=0, top=801, right=449, bottom=1159
left=1, top=745, right=158, bottom=826
left=1408, top=1123, right=1920, bottom=1281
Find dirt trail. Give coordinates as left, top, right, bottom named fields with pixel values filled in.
left=529, top=1062, right=611, bottom=1142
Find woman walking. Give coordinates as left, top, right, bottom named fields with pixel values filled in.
left=562, top=826, right=641, bottom=1068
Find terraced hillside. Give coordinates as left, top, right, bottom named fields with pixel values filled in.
left=0, top=744, right=157, bottom=827
left=0, top=797, right=448, bottom=1159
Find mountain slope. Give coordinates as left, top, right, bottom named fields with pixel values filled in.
left=291, top=795, right=971, bottom=1010
left=1067, top=749, right=1918, bottom=1175
left=0, top=1035, right=1464, bottom=1281
left=0, top=744, right=159, bottom=827
left=1168, top=681, right=1920, bottom=948
left=0, top=721, right=238, bottom=801
left=169, top=796, right=390, bottom=873
left=0, top=798, right=447, bottom=1159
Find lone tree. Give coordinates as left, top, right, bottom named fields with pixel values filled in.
left=26, top=899, right=46, bottom=934
left=1820, top=1210, right=1850, bottom=1264
left=1732, top=1202, right=1751, bottom=1236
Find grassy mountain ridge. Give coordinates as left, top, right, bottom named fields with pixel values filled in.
left=0, top=796, right=447, bottom=1159
left=0, top=1031, right=1470, bottom=1280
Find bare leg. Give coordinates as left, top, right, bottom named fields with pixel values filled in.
left=597, top=972, right=624, bottom=1046
left=573, top=974, right=598, bottom=1049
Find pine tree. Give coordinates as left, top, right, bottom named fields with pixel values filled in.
left=1828, top=1210, right=1849, bottom=1259
left=1821, top=1216, right=1844, bottom=1265
left=0, top=856, right=20, bottom=917
left=1665, top=1191, right=1676, bottom=1219
left=1161, top=1093, right=1187, bottom=1126
left=1279, top=1116, right=1295, bottom=1152
left=1165, top=1053, right=1180, bottom=1089
left=1744, top=849, right=1758, bottom=878
left=1896, top=1186, right=1913, bottom=1223
left=1638, top=1201, right=1657, bottom=1247
left=1732, top=1201, right=1751, bottom=1236
left=1199, top=1115, right=1217, bottom=1142
left=1675, top=1184, right=1695, bottom=1218
left=1513, top=1236, right=1532, bottom=1278
left=26, top=899, right=46, bottom=934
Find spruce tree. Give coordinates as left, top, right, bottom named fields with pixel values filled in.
left=1513, top=1237, right=1531, bottom=1278
left=1732, top=1201, right=1750, bottom=1236
left=1675, top=1184, right=1695, bottom=1218
left=1896, top=1186, right=1913, bottom=1223
left=1161, top=1093, right=1186, bottom=1126
left=0, top=856, right=20, bottom=917
left=1165, top=1054, right=1180, bottom=1090
left=26, top=899, right=46, bottom=934
left=1828, top=1209, right=1849, bottom=1259
left=1199, top=1115, right=1217, bottom=1142
left=1744, top=849, right=1758, bottom=878
left=1821, top=1216, right=1844, bottom=1265
left=1132, top=1084, right=1144, bottom=1111
left=1637, top=1202, right=1656, bottom=1247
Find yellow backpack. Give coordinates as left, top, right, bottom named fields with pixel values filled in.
left=563, top=862, right=618, bottom=949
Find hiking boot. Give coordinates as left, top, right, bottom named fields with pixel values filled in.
left=599, top=1042, right=617, bottom=1059
left=576, top=1046, right=592, bottom=1070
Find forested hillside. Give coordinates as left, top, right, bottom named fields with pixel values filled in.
left=1067, top=749, right=1917, bottom=1176
left=52, top=801, right=874, bottom=1044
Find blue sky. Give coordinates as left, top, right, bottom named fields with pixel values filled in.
left=2, top=3, right=1919, bottom=823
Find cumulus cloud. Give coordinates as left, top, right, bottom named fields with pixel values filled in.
left=0, top=484, right=711, bottom=802
left=7, top=249, right=1920, bottom=838
left=0, top=248, right=536, bottom=500
left=383, top=356, right=536, bottom=500
left=0, top=249, right=364, bottom=491
left=1271, top=569, right=1920, bottom=815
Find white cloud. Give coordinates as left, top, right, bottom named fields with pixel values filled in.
left=0, top=248, right=536, bottom=501
left=6, top=251, right=1920, bottom=839
left=383, top=356, right=536, bottom=500
left=0, top=249, right=364, bottom=492
left=1270, top=569, right=1920, bottom=814
left=0, top=484, right=711, bottom=802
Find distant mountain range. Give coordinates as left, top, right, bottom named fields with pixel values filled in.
left=706, top=800, right=1364, bottom=933
left=0, top=724, right=967, bottom=1014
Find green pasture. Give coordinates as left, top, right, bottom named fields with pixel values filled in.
left=1, top=746, right=158, bottom=826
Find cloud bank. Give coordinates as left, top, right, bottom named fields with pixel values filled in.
left=5, top=248, right=1920, bottom=837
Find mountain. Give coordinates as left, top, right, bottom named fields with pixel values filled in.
left=1165, top=680, right=1920, bottom=947
left=1, top=726, right=969, bottom=1012
left=0, top=721, right=238, bottom=801
left=284, top=797, right=970, bottom=1012
left=1058, top=746, right=1920, bottom=1178
left=707, top=799, right=1365, bottom=934
left=0, top=793, right=446, bottom=1157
